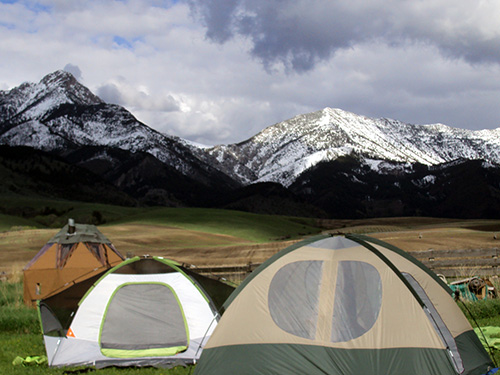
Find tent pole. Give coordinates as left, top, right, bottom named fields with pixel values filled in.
left=346, top=234, right=426, bottom=307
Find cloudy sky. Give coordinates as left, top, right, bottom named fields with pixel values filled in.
left=1, top=0, right=500, bottom=145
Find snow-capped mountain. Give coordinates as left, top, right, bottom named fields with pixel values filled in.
left=4, top=71, right=500, bottom=189
left=202, top=108, right=500, bottom=186
left=0, top=70, right=237, bottom=189
left=2, top=70, right=500, bottom=218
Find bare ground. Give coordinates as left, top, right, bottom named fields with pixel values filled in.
left=3, top=218, right=500, bottom=278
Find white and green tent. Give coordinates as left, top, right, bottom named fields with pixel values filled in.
left=194, top=234, right=494, bottom=375
left=38, top=256, right=234, bottom=368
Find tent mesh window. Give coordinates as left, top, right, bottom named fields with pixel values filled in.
left=56, top=244, right=77, bottom=268
left=268, top=261, right=323, bottom=339
left=331, top=261, right=382, bottom=342
left=85, top=243, right=105, bottom=265
left=100, top=283, right=188, bottom=352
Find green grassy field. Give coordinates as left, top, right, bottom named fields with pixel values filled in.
left=110, top=206, right=320, bottom=242
left=0, top=196, right=321, bottom=241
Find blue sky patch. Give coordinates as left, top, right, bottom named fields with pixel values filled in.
left=113, top=35, right=133, bottom=49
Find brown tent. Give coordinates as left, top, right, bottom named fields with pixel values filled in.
left=23, top=220, right=124, bottom=306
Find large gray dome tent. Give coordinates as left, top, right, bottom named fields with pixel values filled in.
left=38, top=256, right=234, bottom=368
left=194, top=234, right=494, bottom=375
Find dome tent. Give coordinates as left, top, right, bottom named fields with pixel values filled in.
left=23, top=219, right=124, bottom=306
left=38, top=256, right=235, bottom=368
left=194, top=234, right=494, bottom=375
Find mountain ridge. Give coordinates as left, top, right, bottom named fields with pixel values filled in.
left=3, top=71, right=500, bottom=188
left=0, top=70, right=239, bottom=191
left=2, top=70, right=500, bottom=219
left=200, top=107, right=500, bottom=186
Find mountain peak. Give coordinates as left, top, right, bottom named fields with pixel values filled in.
left=203, top=106, right=500, bottom=186
left=37, top=70, right=103, bottom=106
left=40, top=69, right=77, bottom=86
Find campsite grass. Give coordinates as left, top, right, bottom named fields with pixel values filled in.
left=460, top=299, right=500, bottom=327
left=457, top=299, right=500, bottom=366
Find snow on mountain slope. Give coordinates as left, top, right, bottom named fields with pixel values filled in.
left=0, top=70, right=102, bottom=126
left=204, top=108, right=500, bottom=186
left=3, top=70, right=500, bottom=189
left=0, top=70, right=236, bottom=187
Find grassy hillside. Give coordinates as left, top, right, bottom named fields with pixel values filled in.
left=0, top=195, right=320, bottom=238
left=0, top=202, right=322, bottom=274
left=112, top=207, right=319, bottom=242
left=0, top=214, right=39, bottom=232
left=0, top=194, right=140, bottom=228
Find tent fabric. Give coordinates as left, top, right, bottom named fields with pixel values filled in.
left=403, top=272, right=463, bottom=372
left=38, top=256, right=234, bottom=368
left=23, top=223, right=124, bottom=306
left=194, top=234, right=494, bottom=375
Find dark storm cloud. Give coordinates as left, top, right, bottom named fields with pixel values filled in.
left=188, top=0, right=374, bottom=72
left=187, top=0, right=500, bottom=72
left=188, top=0, right=240, bottom=43
left=63, top=63, right=82, bottom=80
left=436, top=32, right=500, bottom=65
left=97, top=83, right=124, bottom=105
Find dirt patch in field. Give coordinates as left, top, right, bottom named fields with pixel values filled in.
left=100, top=224, right=251, bottom=256
left=0, top=228, right=58, bottom=274
left=146, top=240, right=298, bottom=267
left=369, top=226, right=500, bottom=253
left=0, top=223, right=252, bottom=275
left=3, top=218, right=500, bottom=278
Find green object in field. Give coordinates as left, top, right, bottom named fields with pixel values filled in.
left=474, top=327, right=500, bottom=351
left=12, top=355, right=48, bottom=366
left=449, top=283, right=485, bottom=301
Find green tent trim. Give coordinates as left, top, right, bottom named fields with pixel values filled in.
left=195, top=344, right=460, bottom=375
left=79, top=256, right=211, bottom=306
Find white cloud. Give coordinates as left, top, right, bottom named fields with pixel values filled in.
left=1, top=0, right=500, bottom=146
